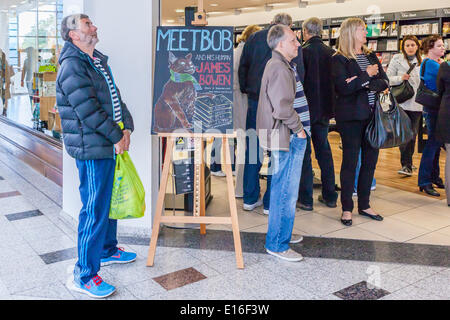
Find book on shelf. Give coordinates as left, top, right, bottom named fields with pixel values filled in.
left=386, top=39, right=398, bottom=51
left=368, top=40, right=377, bottom=51
left=377, top=39, right=387, bottom=51
left=380, top=22, right=389, bottom=37
left=331, top=27, right=340, bottom=39
left=443, top=22, right=450, bottom=35
left=381, top=52, right=394, bottom=68
left=431, top=23, right=439, bottom=34
left=367, top=23, right=381, bottom=37
left=401, top=23, right=439, bottom=37
left=322, top=28, right=329, bottom=38
left=389, top=22, right=398, bottom=37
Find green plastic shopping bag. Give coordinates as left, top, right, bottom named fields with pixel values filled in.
left=109, top=151, right=146, bottom=219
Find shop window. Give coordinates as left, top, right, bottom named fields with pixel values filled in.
left=1, top=0, right=64, bottom=141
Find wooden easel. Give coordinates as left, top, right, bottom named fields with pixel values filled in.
left=146, top=133, right=244, bottom=269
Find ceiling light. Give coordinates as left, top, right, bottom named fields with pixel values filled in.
left=234, top=9, right=242, bottom=15
left=210, top=3, right=219, bottom=6
left=298, top=1, right=308, bottom=8
left=175, top=9, right=184, bottom=13
left=264, top=4, right=273, bottom=12
left=167, top=19, right=175, bottom=23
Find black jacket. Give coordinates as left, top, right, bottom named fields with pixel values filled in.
left=302, top=36, right=335, bottom=124
left=436, top=61, right=450, bottom=143
left=238, top=25, right=304, bottom=101
left=332, top=52, right=389, bottom=122
left=56, top=41, right=134, bottom=160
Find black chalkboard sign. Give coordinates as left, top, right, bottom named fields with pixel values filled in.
left=173, top=159, right=194, bottom=195
left=152, top=26, right=234, bottom=134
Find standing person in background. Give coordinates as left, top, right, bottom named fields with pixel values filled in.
left=436, top=60, right=450, bottom=206
left=417, top=35, right=446, bottom=197
left=209, top=25, right=262, bottom=194
left=332, top=18, right=388, bottom=226
left=239, top=13, right=304, bottom=215
left=387, top=35, right=422, bottom=177
left=257, top=25, right=308, bottom=261
left=233, top=24, right=262, bottom=197
left=21, top=47, right=37, bottom=106
left=296, top=17, right=338, bottom=211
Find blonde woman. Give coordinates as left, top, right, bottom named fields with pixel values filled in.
left=331, top=18, right=389, bottom=226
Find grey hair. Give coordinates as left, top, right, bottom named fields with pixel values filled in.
left=61, top=14, right=90, bottom=42
left=302, top=17, right=323, bottom=37
left=273, top=13, right=292, bottom=26
left=267, top=24, right=288, bottom=50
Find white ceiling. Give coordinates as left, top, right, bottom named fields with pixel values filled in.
left=161, top=0, right=336, bottom=25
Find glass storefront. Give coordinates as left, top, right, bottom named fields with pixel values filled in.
left=0, top=0, right=64, bottom=140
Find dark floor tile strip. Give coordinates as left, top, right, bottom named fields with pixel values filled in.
left=119, top=227, right=450, bottom=268
left=0, top=191, right=21, bottom=198
left=333, top=281, right=390, bottom=300
left=5, top=210, right=43, bottom=221
left=153, top=267, right=207, bottom=291
left=39, top=247, right=78, bottom=265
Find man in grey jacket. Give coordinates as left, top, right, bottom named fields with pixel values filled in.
left=257, top=25, right=310, bottom=262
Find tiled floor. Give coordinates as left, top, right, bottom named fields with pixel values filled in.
left=0, top=149, right=448, bottom=300
left=203, top=174, right=450, bottom=246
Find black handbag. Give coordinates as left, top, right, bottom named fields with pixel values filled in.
left=415, top=59, right=440, bottom=109
left=366, top=92, right=414, bottom=149
left=391, top=63, right=416, bottom=104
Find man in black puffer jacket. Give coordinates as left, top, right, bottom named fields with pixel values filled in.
left=57, top=14, right=136, bottom=299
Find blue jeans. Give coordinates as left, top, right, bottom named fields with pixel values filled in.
left=74, top=159, right=118, bottom=285
left=354, top=149, right=376, bottom=192
left=210, top=138, right=235, bottom=172
left=244, top=98, right=271, bottom=209
left=265, top=135, right=307, bottom=252
left=298, top=135, right=313, bottom=206
left=418, top=112, right=442, bottom=187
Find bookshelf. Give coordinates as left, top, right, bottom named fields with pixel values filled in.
left=233, top=8, right=450, bottom=60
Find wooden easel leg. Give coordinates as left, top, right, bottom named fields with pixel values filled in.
left=199, top=139, right=206, bottom=235
left=223, top=137, right=244, bottom=269
left=147, top=137, right=174, bottom=267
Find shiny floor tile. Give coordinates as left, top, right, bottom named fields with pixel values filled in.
left=5, top=210, right=43, bottom=221
left=39, top=247, right=78, bottom=265
left=152, top=267, right=207, bottom=291
left=333, top=281, right=390, bottom=300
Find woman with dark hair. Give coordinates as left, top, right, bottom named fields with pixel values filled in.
left=387, top=35, right=422, bottom=177
left=417, top=35, right=446, bottom=197
left=332, top=18, right=389, bottom=226
left=436, top=60, right=450, bottom=206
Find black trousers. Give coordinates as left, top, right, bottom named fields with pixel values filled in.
left=399, top=110, right=422, bottom=169
left=337, top=119, right=379, bottom=212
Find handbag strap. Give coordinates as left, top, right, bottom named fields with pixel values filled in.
left=406, top=63, right=416, bottom=75
left=420, top=59, right=428, bottom=80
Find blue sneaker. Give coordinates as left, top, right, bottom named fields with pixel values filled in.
left=67, top=275, right=116, bottom=299
left=101, top=247, right=137, bottom=266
